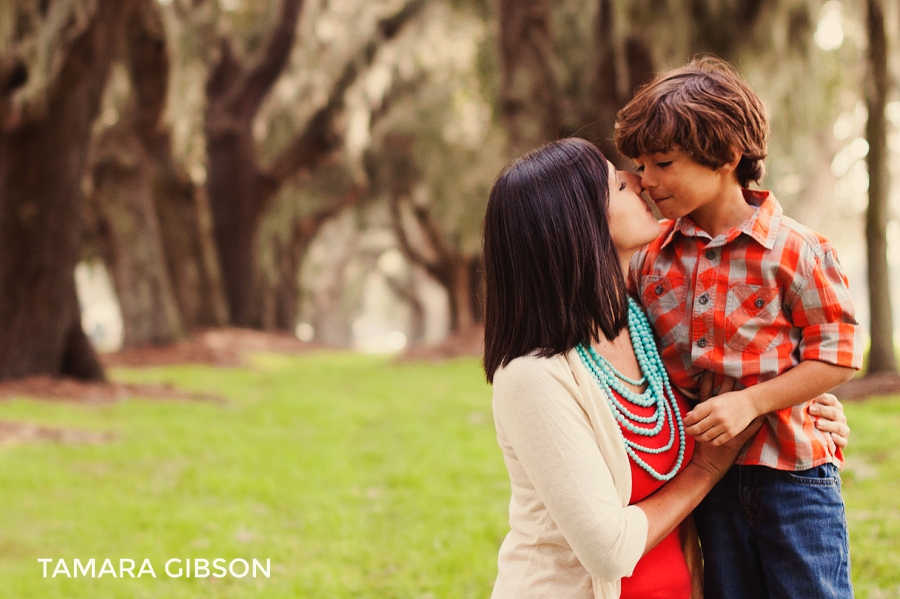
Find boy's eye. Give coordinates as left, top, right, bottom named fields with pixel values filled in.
left=635, top=165, right=645, bottom=173
left=657, top=161, right=672, bottom=168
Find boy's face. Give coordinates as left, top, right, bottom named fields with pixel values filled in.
left=633, top=146, right=735, bottom=221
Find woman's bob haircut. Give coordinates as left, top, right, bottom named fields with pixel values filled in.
left=482, top=138, right=628, bottom=383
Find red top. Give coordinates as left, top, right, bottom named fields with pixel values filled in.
left=616, top=387, right=696, bottom=599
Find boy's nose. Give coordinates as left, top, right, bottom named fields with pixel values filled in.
left=640, top=172, right=656, bottom=190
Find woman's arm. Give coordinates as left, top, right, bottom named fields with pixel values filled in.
left=493, top=359, right=649, bottom=581
left=642, top=383, right=851, bottom=552
left=493, top=358, right=755, bottom=575
left=637, top=371, right=762, bottom=553
left=637, top=419, right=761, bottom=553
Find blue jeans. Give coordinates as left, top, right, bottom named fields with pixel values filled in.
left=693, top=463, right=853, bottom=599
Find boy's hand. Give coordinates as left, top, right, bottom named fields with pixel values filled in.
left=684, top=388, right=761, bottom=446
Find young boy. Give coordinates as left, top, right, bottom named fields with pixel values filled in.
left=616, top=57, right=862, bottom=599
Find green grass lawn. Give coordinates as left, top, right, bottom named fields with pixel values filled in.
left=0, top=354, right=507, bottom=599
left=0, top=352, right=897, bottom=598
left=841, top=396, right=900, bottom=599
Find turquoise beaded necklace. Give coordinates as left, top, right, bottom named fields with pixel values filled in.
left=576, top=297, right=686, bottom=481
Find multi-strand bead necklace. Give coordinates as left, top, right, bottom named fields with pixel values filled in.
left=576, top=297, right=686, bottom=481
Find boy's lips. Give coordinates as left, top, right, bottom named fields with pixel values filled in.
left=652, top=195, right=672, bottom=205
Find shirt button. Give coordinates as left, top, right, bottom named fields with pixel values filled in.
left=699, top=294, right=709, bottom=305
left=705, top=250, right=716, bottom=260
left=755, top=298, right=765, bottom=309
left=655, top=285, right=664, bottom=296
left=697, top=338, right=708, bottom=348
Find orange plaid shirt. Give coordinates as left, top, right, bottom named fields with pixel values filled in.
left=630, top=189, right=862, bottom=471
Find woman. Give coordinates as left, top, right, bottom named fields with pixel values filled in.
left=482, top=138, right=849, bottom=599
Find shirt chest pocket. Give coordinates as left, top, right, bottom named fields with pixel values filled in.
left=639, top=276, right=688, bottom=347
left=725, top=284, right=784, bottom=354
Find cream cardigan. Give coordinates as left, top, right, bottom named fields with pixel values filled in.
left=490, top=350, right=649, bottom=599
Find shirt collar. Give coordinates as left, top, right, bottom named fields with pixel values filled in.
left=659, top=189, right=782, bottom=250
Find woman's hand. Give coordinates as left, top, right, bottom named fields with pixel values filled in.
left=689, top=414, right=763, bottom=481
left=809, top=392, right=850, bottom=450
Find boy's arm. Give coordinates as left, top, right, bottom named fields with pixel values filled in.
left=685, top=244, right=861, bottom=445
left=682, top=361, right=854, bottom=445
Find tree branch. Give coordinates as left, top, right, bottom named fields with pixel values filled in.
left=256, top=0, right=427, bottom=201
left=389, top=191, right=447, bottom=283
left=410, top=201, right=453, bottom=266
left=369, top=71, right=427, bottom=131
left=292, top=183, right=363, bottom=243
left=380, top=270, right=417, bottom=306
left=125, top=0, right=169, bottom=142
left=234, top=0, right=305, bottom=116
left=1, top=0, right=102, bottom=130
left=391, top=192, right=433, bottom=273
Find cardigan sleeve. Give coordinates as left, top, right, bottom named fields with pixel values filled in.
left=492, top=356, right=649, bottom=581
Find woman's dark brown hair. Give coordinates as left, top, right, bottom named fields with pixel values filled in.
left=482, top=138, right=628, bottom=383
left=615, top=56, right=769, bottom=188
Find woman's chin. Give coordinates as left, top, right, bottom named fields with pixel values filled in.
left=641, top=221, right=663, bottom=245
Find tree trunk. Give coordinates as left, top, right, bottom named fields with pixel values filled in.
left=389, top=187, right=479, bottom=337
left=495, top=0, right=657, bottom=163
left=153, top=158, right=230, bottom=329
left=497, top=0, right=564, bottom=152
left=268, top=186, right=361, bottom=332
left=0, top=0, right=131, bottom=381
left=864, top=0, right=898, bottom=374
left=203, top=0, right=305, bottom=327
left=205, top=117, right=266, bottom=326
left=205, top=0, right=424, bottom=328
left=469, top=255, right=484, bottom=325
left=448, top=256, right=476, bottom=335
left=87, top=0, right=227, bottom=338
left=90, top=126, right=184, bottom=347
left=681, top=0, right=769, bottom=61
left=381, top=269, right=427, bottom=346
left=584, top=0, right=655, bottom=165
left=309, top=215, right=358, bottom=346
left=270, top=217, right=318, bottom=332
left=126, top=0, right=229, bottom=330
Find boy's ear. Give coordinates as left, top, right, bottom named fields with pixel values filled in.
left=718, top=147, right=742, bottom=175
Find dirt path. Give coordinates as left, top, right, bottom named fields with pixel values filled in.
left=101, top=328, right=324, bottom=368
left=833, top=373, right=900, bottom=401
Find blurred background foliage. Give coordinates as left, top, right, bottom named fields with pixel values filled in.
left=0, top=0, right=898, bottom=375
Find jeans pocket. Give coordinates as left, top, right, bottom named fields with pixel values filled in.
left=785, top=464, right=839, bottom=486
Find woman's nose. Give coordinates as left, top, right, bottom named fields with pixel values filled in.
left=621, top=171, right=642, bottom=191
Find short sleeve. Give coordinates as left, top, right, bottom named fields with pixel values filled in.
left=788, top=248, right=862, bottom=369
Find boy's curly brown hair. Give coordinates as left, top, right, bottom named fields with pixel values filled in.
left=614, top=56, right=769, bottom=188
